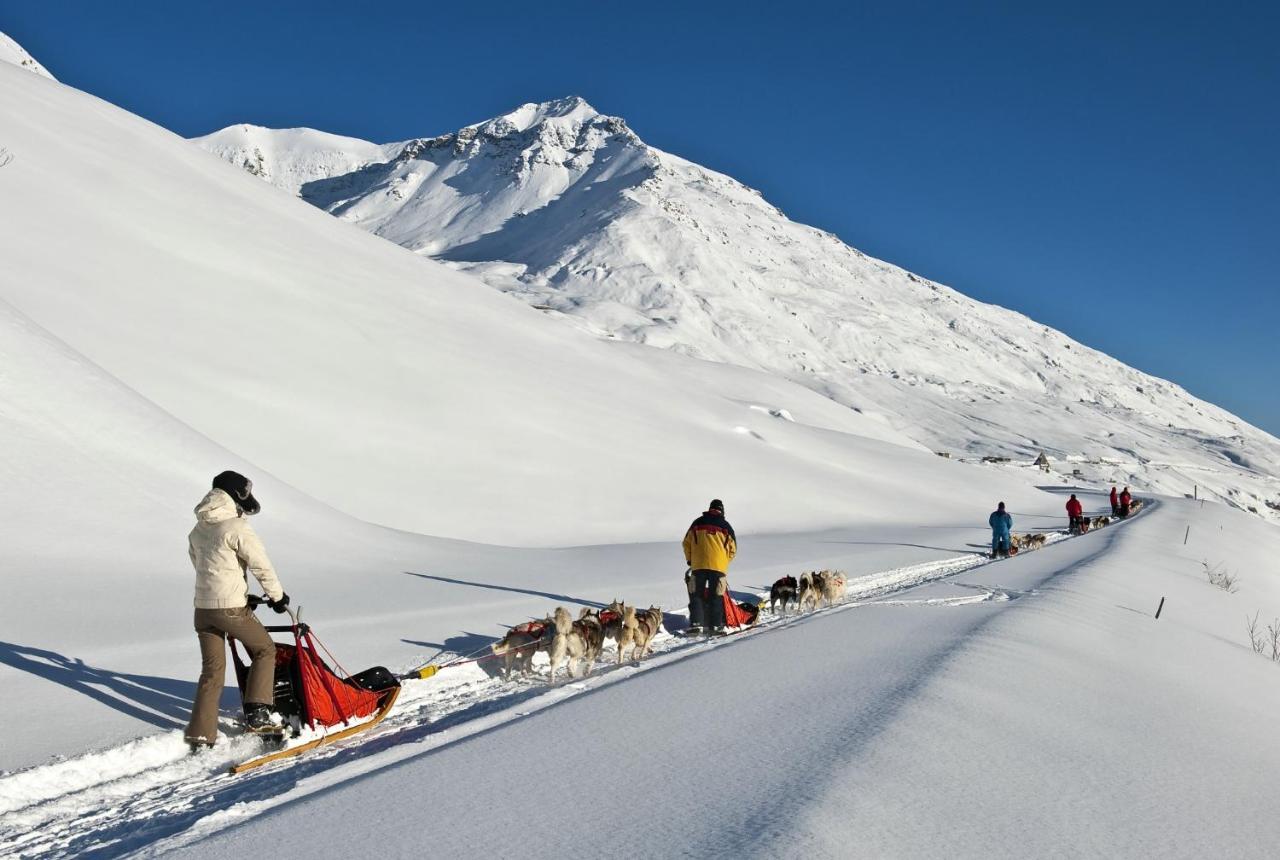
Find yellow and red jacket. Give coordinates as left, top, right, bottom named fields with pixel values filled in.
left=683, top=510, right=737, bottom=573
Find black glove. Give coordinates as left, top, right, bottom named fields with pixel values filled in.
left=246, top=594, right=265, bottom=609
left=268, top=592, right=290, bottom=614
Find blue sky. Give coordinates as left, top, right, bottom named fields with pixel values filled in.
left=5, top=1, right=1277, bottom=434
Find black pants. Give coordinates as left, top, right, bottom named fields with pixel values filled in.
left=688, top=570, right=725, bottom=628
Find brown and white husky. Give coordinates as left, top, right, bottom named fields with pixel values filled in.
left=548, top=606, right=591, bottom=682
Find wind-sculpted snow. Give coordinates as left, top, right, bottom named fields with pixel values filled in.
left=198, top=98, right=1280, bottom=522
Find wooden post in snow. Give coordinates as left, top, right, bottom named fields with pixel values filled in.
left=1155, top=597, right=1165, bottom=619
left=1184, top=525, right=1190, bottom=545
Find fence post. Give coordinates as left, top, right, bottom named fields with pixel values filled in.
left=1183, top=525, right=1190, bottom=545
left=1155, top=597, right=1165, bottom=619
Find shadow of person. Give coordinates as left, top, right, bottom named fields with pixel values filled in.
left=0, top=641, right=209, bottom=730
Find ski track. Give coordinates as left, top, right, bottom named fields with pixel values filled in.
left=0, top=514, right=1141, bottom=859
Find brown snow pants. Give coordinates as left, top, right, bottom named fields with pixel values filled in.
left=185, top=606, right=276, bottom=744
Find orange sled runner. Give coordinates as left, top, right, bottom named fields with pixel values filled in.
left=229, top=608, right=400, bottom=774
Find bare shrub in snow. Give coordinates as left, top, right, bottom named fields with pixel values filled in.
left=1245, top=612, right=1280, bottom=661
left=1247, top=612, right=1266, bottom=655
left=0, top=148, right=13, bottom=168
left=1203, top=560, right=1240, bottom=593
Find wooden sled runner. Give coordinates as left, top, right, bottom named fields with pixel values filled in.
left=230, top=686, right=400, bottom=774
left=228, top=606, right=401, bottom=774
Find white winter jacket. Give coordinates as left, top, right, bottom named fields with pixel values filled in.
left=188, top=489, right=284, bottom=609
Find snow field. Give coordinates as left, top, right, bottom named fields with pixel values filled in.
left=0, top=508, right=1119, bottom=858
left=172, top=497, right=1280, bottom=859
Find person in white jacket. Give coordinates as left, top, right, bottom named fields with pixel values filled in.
left=184, top=470, right=289, bottom=750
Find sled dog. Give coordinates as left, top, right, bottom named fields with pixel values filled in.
left=599, top=599, right=625, bottom=649
left=798, top=572, right=821, bottom=613
left=1023, top=533, right=1048, bottom=550
left=491, top=617, right=552, bottom=680
left=629, top=605, right=662, bottom=659
left=770, top=575, right=799, bottom=615
left=617, top=605, right=642, bottom=663
left=575, top=608, right=606, bottom=663
left=819, top=570, right=847, bottom=607
left=548, top=606, right=591, bottom=682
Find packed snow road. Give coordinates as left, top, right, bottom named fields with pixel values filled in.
left=0, top=496, right=1134, bottom=859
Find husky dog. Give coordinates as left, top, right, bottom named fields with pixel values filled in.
left=617, top=605, right=641, bottom=663
left=798, top=572, right=821, bottom=613
left=819, top=570, right=847, bottom=607
left=1023, top=533, right=1048, bottom=550
left=630, top=606, right=663, bottom=659
left=575, top=608, right=605, bottom=663
left=548, top=606, right=590, bottom=682
left=491, top=617, right=551, bottom=680
left=1129, top=499, right=1144, bottom=513
left=770, top=575, right=799, bottom=615
left=598, top=599, right=625, bottom=651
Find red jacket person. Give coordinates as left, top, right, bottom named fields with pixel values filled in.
left=1066, top=494, right=1084, bottom=533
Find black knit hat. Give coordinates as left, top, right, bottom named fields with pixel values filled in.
left=212, top=470, right=260, bottom=515
left=708, top=498, right=724, bottom=513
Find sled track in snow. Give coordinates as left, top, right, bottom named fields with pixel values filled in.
left=0, top=508, right=1148, bottom=858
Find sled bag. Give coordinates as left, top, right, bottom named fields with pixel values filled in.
left=345, top=665, right=400, bottom=693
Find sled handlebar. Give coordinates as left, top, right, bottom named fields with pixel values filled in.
left=248, top=594, right=307, bottom=634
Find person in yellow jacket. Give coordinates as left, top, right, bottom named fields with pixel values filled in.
left=682, top=499, right=736, bottom=636
left=184, top=470, right=290, bottom=752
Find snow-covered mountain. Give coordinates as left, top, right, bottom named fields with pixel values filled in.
left=0, top=31, right=54, bottom=80
left=197, top=124, right=397, bottom=196
left=11, top=37, right=1280, bottom=860
left=196, top=97, right=1280, bottom=522
left=0, top=34, right=1058, bottom=765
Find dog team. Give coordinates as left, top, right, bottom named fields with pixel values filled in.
left=769, top=570, right=848, bottom=615
left=490, top=492, right=1136, bottom=683
left=490, top=600, right=663, bottom=682
left=994, top=490, right=1137, bottom=558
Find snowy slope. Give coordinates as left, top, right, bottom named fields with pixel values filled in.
left=0, top=48, right=1066, bottom=770
left=195, top=124, right=398, bottom=196
left=5, top=42, right=1280, bottom=859
left=10, top=497, right=1278, bottom=859
left=0, top=32, right=54, bottom=80
left=196, top=98, right=1280, bottom=522
left=171, top=499, right=1280, bottom=859
left=2, top=63, right=1055, bottom=549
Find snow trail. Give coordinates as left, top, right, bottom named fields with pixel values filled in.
left=0, top=511, right=1143, bottom=859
